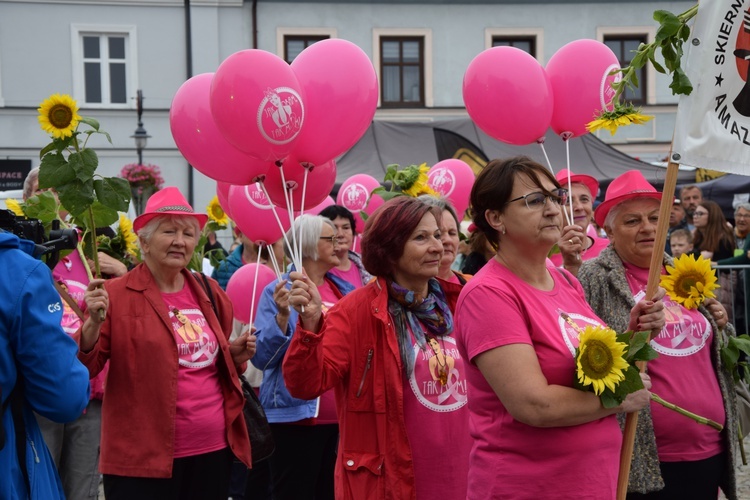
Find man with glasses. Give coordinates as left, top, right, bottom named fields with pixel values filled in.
left=717, top=203, right=750, bottom=335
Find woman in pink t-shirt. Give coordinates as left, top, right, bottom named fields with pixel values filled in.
left=578, top=170, right=739, bottom=499
left=454, top=157, right=663, bottom=499
left=549, top=168, right=609, bottom=274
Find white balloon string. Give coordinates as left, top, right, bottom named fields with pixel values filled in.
left=539, top=142, right=554, bottom=174
left=277, top=164, right=300, bottom=268
left=248, top=248, right=263, bottom=330
left=300, top=167, right=309, bottom=218
left=565, top=139, right=574, bottom=226
left=258, top=182, right=295, bottom=270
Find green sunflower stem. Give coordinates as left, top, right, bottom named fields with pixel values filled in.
left=739, top=424, right=747, bottom=466
left=87, top=205, right=106, bottom=322
left=651, top=393, right=723, bottom=431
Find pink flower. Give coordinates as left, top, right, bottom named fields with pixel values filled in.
left=120, top=163, right=164, bottom=189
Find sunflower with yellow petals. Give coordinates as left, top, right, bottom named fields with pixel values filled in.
left=37, top=94, right=82, bottom=139
left=118, top=214, right=139, bottom=259
left=206, top=196, right=229, bottom=227
left=5, top=199, right=25, bottom=217
left=575, top=326, right=630, bottom=396
left=660, top=254, right=718, bottom=309
left=586, top=103, right=654, bottom=136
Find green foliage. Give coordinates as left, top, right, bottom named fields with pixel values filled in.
left=721, top=334, right=750, bottom=383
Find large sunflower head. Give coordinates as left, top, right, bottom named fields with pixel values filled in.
left=5, top=199, right=26, bottom=217
left=37, top=94, right=82, bottom=139
left=576, top=325, right=629, bottom=395
left=206, top=196, right=229, bottom=227
left=402, top=163, right=433, bottom=197
left=660, top=254, right=718, bottom=309
left=118, top=213, right=139, bottom=259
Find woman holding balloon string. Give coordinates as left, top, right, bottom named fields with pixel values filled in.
left=251, top=214, right=355, bottom=500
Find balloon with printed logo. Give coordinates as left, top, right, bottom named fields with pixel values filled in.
left=228, top=183, right=291, bottom=245
left=336, top=174, right=384, bottom=231
left=263, top=156, right=337, bottom=211
left=546, top=39, right=620, bottom=139
left=226, top=263, right=277, bottom=324
left=463, top=46, right=553, bottom=145
left=170, top=73, right=272, bottom=184
left=427, top=159, right=475, bottom=218
left=290, top=39, right=378, bottom=166
left=211, top=50, right=305, bottom=161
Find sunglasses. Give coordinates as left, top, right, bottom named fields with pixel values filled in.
left=507, top=188, right=569, bottom=211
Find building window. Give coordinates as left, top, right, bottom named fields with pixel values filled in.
left=284, top=35, right=329, bottom=63
left=491, top=36, right=536, bottom=58
left=72, top=26, right=137, bottom=108
left=380, top=37, right=424, bottom=107
left=604, top=35, right=647, bottom=105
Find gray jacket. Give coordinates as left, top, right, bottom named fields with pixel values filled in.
left=578, top=246, right=738, bottom=498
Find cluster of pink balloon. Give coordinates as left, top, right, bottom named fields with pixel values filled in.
left=170, top=39, right=378, bottom=246
left=463, top=39, right=620, bottom=145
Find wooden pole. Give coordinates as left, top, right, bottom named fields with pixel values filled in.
left=616, top=159, right=680, bottom=499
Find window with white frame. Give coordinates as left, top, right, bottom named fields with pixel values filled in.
left=484, top=28, right=544, bottom=62
left=598, top=27, right=655, bottom=106
left=72, top=25, right=137, bottom=107
left=373, top=28, right=433, bottom=108
left=276, top=28, right=337, bottom=63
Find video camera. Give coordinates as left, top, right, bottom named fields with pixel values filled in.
left=0, top=209, right=79, bottom=269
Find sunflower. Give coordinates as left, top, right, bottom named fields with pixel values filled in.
left=586, top=103, right=653, bottom=136
left=37, top=94, right=82, bottom=139
left=402, top=164, right=432, bottom=197
left=660, top=253, right=718, bottom=309
left=576, top=325, right=629, bottom=395
left=118, top=213, right=139, bottom=258
left=5, top=199, right=25, bottom=217
left=206, top=196, right=229, bottom=227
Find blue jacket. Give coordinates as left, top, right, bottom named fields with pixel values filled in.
left=211, top=244, right=244, bottom=290
left=0, top=232, right=90, bottom=499
left=251, top=271, right=354, bottom=423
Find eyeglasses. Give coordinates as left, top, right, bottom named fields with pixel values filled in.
left=319, top=236, right=336, bottom=243
left=735, top=213, right=750, bottom=219
left=507, top=188, right=568, bottom=210
left=693, top=211, right=708, bottom=217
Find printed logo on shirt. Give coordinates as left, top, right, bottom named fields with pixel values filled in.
left=408, top=335, right=467, bottom=412
left=58, top=279, right=86, bottom=334
left=168, top=307, right=219, bottom=369
left=650, top=298, right=711, bottom=357
left=558, top=310, right=604, bottom=356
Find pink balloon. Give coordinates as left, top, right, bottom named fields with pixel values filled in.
left=427, top=159, right=475, bottom=218
left=463, top=47, right=553, bottom=145
left=211, top=50, right=305, bottom=161
left=216, top=181, right=235, bottom=220
left=228, top=183, right=292, bottom=245
left=336, top=174, right=384, bottom=231
left=304, top=196, right=335, bottom=215
left=290, top=39, right=378, bottom=166
left=226, top=263, right=277, bottom=324
left=546, top=39, right=620, bottom=139
left=263, top=156, right=337, bottom=211
left=170, top=73, right=272, bottom=184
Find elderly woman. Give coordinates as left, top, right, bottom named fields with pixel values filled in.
left=251, top=214, right=354, bottom=500
left=578, top=170, right=738, bottom=499
left=550, top=168, right=609, bottom=274
left=419, top=195, right=471, bottom=284
left=76, top=187, right=254, bottom=499
left=320, top=204, right=372, bottom=288
left=282, top=197, right=470, bottom=499
left=454, top=157, right=662, bottom=499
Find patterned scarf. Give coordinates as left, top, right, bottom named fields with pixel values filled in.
left=387, top=278, right=454, bottom=377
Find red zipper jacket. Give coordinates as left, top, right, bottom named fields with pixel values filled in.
left=283, top=276, right=462, bottom=499
left=75, top=264, right=251, bottom=477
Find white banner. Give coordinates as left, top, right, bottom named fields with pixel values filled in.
left=673, top=0, right=750, bottom=174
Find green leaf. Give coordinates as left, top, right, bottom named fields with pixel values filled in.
left=669, top=67, right=693, bottom=96
left=39, top=153, right=76, bottom=188
left=56, top=179, right=95, bottom=217
left=22, top=191, right=61, bottom=224
left=79, top=116, right=100, bottom=131
left=625, top=331, right=650, bottom=361
left=648, top=54, right=666, bottom=74
left=87, top=200, right=119, bottom=228
left=39, top=141, right=57, bottom=160
left=654, top=11, right=682, bottom=41
left=94, top=177, right=130, bottom=213
left=733, top=335, right=750, bottom=355
left=679, top=24, right=691, bottom=42
left=68, top=149, right=98, bottom=184
left=600, top=391, right=622, bottom=409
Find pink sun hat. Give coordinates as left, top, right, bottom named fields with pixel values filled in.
left=593, top=170, right=662, bottom=228
left=554, top=169, right=600, bottom=200
left=133, top=186, right=208, bottom=233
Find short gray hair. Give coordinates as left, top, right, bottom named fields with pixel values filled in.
left=137, top=214, right=201, bottom=252
left=735, top=203, right=750, bottom=214
left=417, top=195, right=459, bottom=228
left=23, top=167, right=40, bottom=201
left=284, top=214, right=336, bottom=262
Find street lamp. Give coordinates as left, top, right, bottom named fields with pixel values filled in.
left=130, top=89, right=151, bottom=165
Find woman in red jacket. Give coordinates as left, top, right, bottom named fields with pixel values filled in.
left=282, top=196, right=471, bottom=499
left=76, top=187, right=255, bottom=500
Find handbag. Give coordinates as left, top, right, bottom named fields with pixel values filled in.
left=193, top=272, right=275, bottom=465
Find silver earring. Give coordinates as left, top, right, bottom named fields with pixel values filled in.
left=501, top=227, right=506, bottom=235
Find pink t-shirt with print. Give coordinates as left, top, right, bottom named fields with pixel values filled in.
left=455, top=258, right=621, bottom=500
left=329, top=262, right=364, bottom=288
left=402, top=322, right=470, bottom=499
left=163, top=285, right=227, bottom=458
left=624, top=262, right=724, bottom=462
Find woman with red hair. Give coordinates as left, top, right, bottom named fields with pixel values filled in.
left=281, top=196, right=471, bottom=499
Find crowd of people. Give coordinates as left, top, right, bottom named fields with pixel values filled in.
left=1, top=157, right=747, bottom=499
